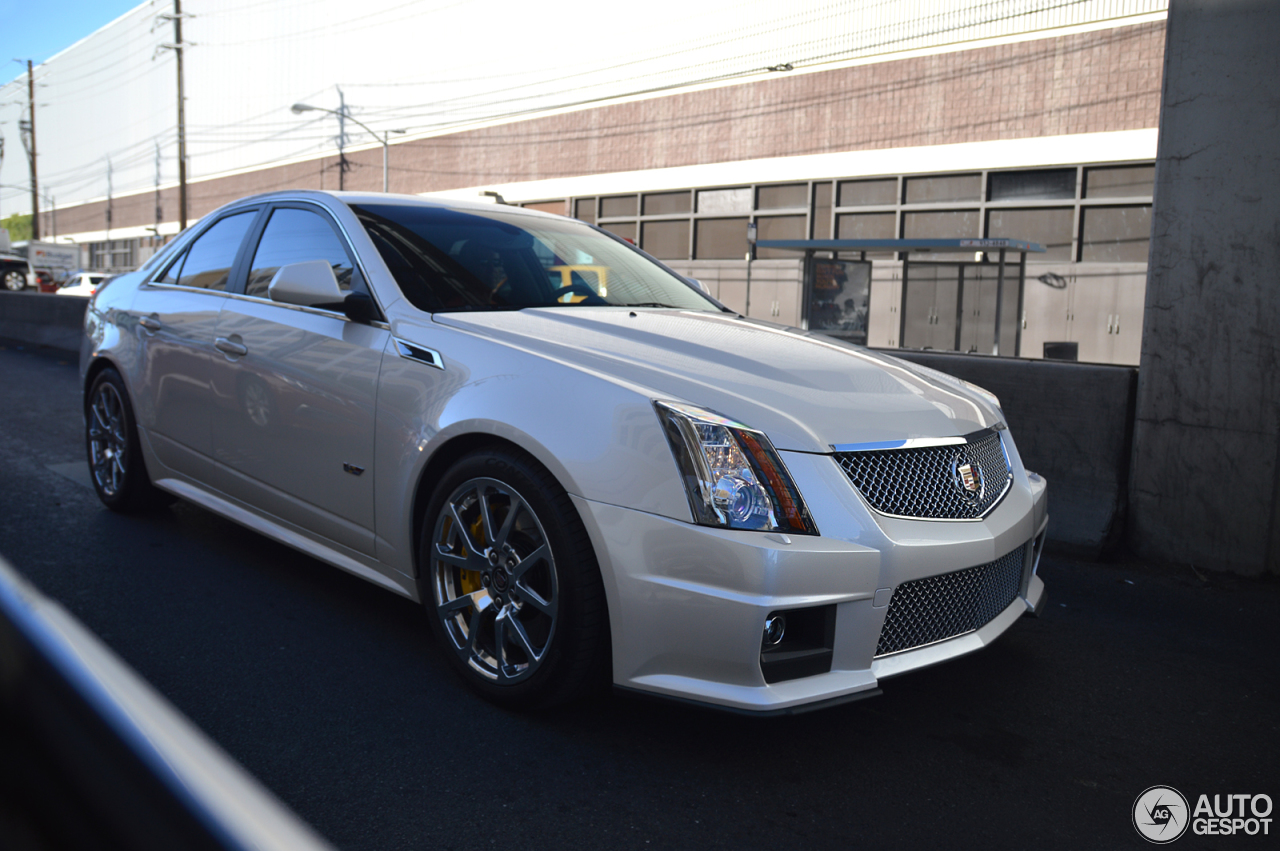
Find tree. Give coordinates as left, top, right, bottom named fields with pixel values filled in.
left=1, top=213, right=32, bottom=243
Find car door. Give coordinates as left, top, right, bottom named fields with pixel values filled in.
left=208, top=202, right=389, bottom=557
left=132, top=209, right=260, bottom=478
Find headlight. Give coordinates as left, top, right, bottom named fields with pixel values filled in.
left=654, top=401, right=817, bottom=535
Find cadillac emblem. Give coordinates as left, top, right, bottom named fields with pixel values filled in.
left=952, top=454, right=984, bottom=501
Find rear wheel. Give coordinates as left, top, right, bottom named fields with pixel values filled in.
left=420, top=449, right=609, bottom=708
left=3, top=269, right=26, bottom=291
left=85, top=368, right=170, bottom=512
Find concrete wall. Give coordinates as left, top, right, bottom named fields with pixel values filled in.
left=1128, top=0, right=1280, bottom=575
left=2, top=287, right=1136, bottom=556
left=0, top=292, right=87, bottom=355
left=885, top=350, right=1137, bottom=557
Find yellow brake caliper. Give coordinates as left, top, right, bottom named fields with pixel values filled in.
left=457, top=513, right=486, bottom=596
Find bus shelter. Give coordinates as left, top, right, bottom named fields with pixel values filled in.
left=753, top=238, right=1045, bottom=356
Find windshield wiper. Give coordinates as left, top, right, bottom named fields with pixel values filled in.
left=622, top=302, right=676, bottom=308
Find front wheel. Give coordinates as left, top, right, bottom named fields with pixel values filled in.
left=420, top=449, right=609, bottom=708
left=3, top=269, right=27, bottom=291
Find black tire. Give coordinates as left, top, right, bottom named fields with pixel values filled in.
left=419, top=448, right=610, bottom=709
left=85, top=368, right=172, bottom=513
left=3, top=269, right=27, bottom=291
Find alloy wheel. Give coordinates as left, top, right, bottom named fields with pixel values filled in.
left=88, top=381, right=129, bottom=497
left=430, top=476, right=558, bottom=684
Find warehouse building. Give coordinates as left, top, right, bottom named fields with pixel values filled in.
left=0, top=0, right=1166, bottom=364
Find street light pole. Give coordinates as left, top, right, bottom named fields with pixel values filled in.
left=290, top=102, right=403, bottom=192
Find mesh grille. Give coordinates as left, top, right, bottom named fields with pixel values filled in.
left=875, top=545, right=1028, bottom=657
left=834, top=429, right=1011, bottom=519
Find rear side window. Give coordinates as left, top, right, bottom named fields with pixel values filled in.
left=246, top=207, right=359, bottom=298
left=159, top=211, right=256, bottom=290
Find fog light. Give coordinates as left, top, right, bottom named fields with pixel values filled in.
left=763, top=613, right=786, bottom=646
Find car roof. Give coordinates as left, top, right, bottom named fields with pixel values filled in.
left=217, top=189, right=558, bottom=220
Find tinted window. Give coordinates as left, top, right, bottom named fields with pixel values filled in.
left=987, top=207, right=1073, bottom=260
left=574, top=198, right=597, bottom=224
left=904, top=174, right=981, bottom=204
left=642, top=192, right=691, bottom=215
left=600, top=195, right=637, bottom=217
left=640, top=219, right=689, bottom=259
left=988, top=169, right=1076, bottom=201
left=1085, top=165, right=1155, bottom=198
left=755, top=215, right=805, bottom=259
left=902, top=210, right=980, bottom=239
left=246, top=208, right=357, bottom=297
left=165, top=211, right=256, bottom=290
left=601, top=222, right=635, bottom=243
left=756, top=184, right=807, bottom=210
left=838, top=179, right=897, bottom=207
left=695, top=217, right=749, bottom=259
left=812, top=182, right=833, bottom=238
left=1081, top=206, right=1152, bottom=262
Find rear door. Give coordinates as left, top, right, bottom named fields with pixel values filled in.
left=209, top=202, right=389, bottom=557
left=132, top=209, right=260, bottom=478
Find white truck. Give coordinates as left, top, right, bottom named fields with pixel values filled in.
left=1, top=240, right=81, bottom=291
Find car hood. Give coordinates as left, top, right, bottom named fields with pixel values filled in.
left=430, top=308, right=1002, bottom=453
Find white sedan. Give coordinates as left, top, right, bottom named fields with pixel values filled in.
left=59, top=272, right=111, bottom=297
left=80, top=191, right=1047, bottom=714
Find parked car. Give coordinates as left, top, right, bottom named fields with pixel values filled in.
left=1, top=251, right=29, bottom=290
left=80, top=190, right=1048, bottom=714
left=58, top=271, right=111, bottom=297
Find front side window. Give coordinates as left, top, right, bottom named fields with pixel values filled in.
left=160, top=211, right=256, bottom=290
left=351, top=203, right=719, bottom=314
left=246, top=207, right=358, bottom=297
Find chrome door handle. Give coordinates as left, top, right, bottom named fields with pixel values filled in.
left=138, top=316, right=161, bottom=331
left=215, top=337, right=248, bottom=357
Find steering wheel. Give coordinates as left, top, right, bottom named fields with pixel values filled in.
left=549, top=282, right=609, bottom=305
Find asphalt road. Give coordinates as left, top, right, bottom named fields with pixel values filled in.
left=1, top=338, right=1277, bottom=850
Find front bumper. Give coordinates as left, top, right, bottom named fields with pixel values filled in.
left=573, top=451, right=1049, bottom=714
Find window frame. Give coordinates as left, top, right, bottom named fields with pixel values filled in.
left=237, top=202, right=369, bottom=302
left=148, top=206, right=266, bottom=293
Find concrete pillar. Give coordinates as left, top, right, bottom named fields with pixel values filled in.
left=1129, top=0, right=1280, bottom=575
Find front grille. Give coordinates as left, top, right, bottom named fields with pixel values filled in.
left=834, top=429, right=1011, bottom=520
left=874, top=544, right=1027, bottom=657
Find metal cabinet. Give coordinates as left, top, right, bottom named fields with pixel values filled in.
left=902, top=264, right=961, bottom=351
left=958, top=264, right=1022, bottom=356
left=1021, top=262, right=1146, bottom=364
left=867, top=267, right=902, bottom=348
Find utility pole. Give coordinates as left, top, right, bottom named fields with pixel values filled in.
left=43, top=192, right=55, bottom=239
left=106, top=158, right=113, bottom=240
left=336, top=85, right=349, bottom=191
left=27, top=60, right=38, bottom=240
left=174, top=0, right=188, bottom=229
left=158, top=1, right=190, bottom=229
left=154, top=141, right=162, bottom=233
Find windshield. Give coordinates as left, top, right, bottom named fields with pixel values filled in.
left=351, top=202, right=720, bottom=313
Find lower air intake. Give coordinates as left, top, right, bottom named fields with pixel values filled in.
left=875, top=544, right=1028, bottom=657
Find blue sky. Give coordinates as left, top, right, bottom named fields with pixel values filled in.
left=0, top=0, right=141, bottom=79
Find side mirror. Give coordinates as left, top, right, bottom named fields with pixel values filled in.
left=339, top=292, right=378, bottom=323
left=685, top=276, right=708, bottom=294
left=267, top=260, right=343, bottom=307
